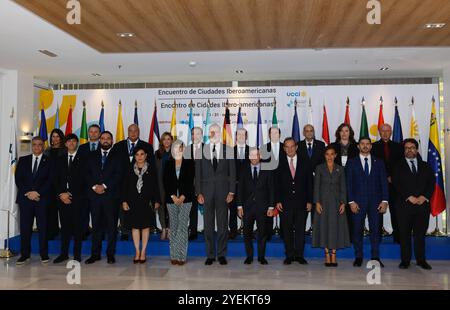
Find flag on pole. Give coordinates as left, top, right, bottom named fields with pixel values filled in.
left=1, top=108, right=18, bottom=218
left=39, top=104, right=48, bottom=146
left=292, top=99, right=301, bottom=143
left=409, top=97, right=421, bottom=152
left=359, top=97, right=369, bottom=139
left=133, top=100, right=139, bottom=126
left=427, top=97, right=446, bottom=216
left=170, top=100, right=177, bottom=140
left=54, top=102, right=60, bottom=130
left=79, top=101, right=88, bottom=144
left=256, top=104, right=263, bottom=148
left=236, top=107, right=244, bottom=129
left=222, top=100, right=233, bottom=146
left=322, top=104, right=330, bottom=145
left=65, top=104, right=73, bottom=135
left=392, top=97, right=403, bottom=143
left=148, top=101, right=160, bottom=146
left=272, top=98, right=278, bottom=127
left=188, top=102, right=194, bottom=145
left=203, top=104, right=211, bottom=144
left=307, top=98, right=314, bottom=126
left=344, top=97, right=351, bottom=125
left=377, top=96, right=385, bottom=132
left=116, top=100, right=125, bottom=142
left=99, top=101, right=105, bottom=132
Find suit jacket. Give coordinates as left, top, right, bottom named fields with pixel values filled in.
left=86, top=148, right=123, bottom=201
left=15, top=154, right=52, bottom=207
left=345, top=156, right=389, bottom=208
left=237, top=162, right=274, bottom=214
left=371, top=139, right=403, bottom=178
left=275, top=155, right=313, bottom=208
left=392, top=158, right=435, bottom=208
left=298, top=139, right=326, bottom=172
left=55, top=151, right=86, bottom=202
left=233, top=144, right=250, bottom=190
left=78, top=141, right=99, bottom=159
left=163, top=158, right=195, bottom=203
left=313, top=163, right=347, bottom=205
left=260, top=142, right=285, bottom=172
left=330, top=141, right=359, bottom=166
left=195, top=144, right=236, bottom=198
left=183, top=143, right=204, bottom=160
left=114, top=139, right=155, bottom=168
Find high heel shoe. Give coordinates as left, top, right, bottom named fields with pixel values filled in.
left=324, top=249, right=332, bottom=267
left=139, top=257, right=147, bottom=264
left=331, top=250, right=338, bottom=267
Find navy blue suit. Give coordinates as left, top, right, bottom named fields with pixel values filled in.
left=86, top=148, right=123, bottom=257
left=346, top=156, right=388, bottom=259
left=15, top=154, right=51, bottom=258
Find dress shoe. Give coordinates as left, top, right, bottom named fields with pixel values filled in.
left=178, top=261, right=185, bottom=266
left=205, top=258, right=215, bottom=265
left=41, top=255, right=50, bottom=263
left=244, top=257, right=253, bottom=264
left=85, top=256, right=101, bottom=264
left=218, top=256, right=228, bottom=265
left=74, top=256, right=82, bottom=263
left=372, top=258, right=384, bottom=268
left=331, top=262, right=338, bottom=267
left=353, top=258, right=363, bottom=267
left=228, top=231, right=237, bottom=240
left=188, top=233, right=198, bottom=241
left=259, top=257, right=268, bottom=265
left=120, top=234, right=129, bottom=241
left=16, top=256, right=30, bottom=265
left=53, top=255, right=69, bottom=264
left=417, top=260, right=432, bottom=270
left=133, top=258, right=140, bottom=264
left=107, top=256, right=116, bottom=264
left=295, top=257, right=308, bottom=265
left=171, top=260, right=178, bottom=265
left=139, top=258, right=147, bottom=264
left=283, top=257, right=293, bottom=265
left=399, top=261, right=410, bottom=269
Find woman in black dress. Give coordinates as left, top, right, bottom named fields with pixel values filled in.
left=122, top=146, right=161, bottom=264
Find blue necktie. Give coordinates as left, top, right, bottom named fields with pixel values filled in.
left=307, top=143, right=313, bottom=158
left=129, top=142, right=135, bottom=156
left=91, top=143, right=96, bottom=151
left=364, top=158, right=369, bottom=176
left=101, top=151, right=107, bottom=170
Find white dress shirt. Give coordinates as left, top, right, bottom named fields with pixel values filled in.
left=271, top=142, right=280, bottom=160
left=359, top=154, right=372, bottom=174
left=31, top=153, right=43, bottom=173
left=287, top=154, right=298, bottom=170
left=210, top=143, right=221, bottom=163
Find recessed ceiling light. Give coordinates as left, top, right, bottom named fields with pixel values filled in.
left=116, top=32, right=135, bottom=38
left=235, top=70, right=244, bottom=74
left=379, top=67, right=389, bottom=71
left=38, top=50, right=58, bottom=57
left=91, top=73, right=101, bottom=77
left=424, top=23, right=446, bottom=29
left=189, top=61, right=197, bottom=67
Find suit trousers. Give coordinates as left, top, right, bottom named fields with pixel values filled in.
left=243, top=208, right=268, bottom=258
left=19, top=204, right=48, bottom=258
left=397, top=204, right=430, bottom=263
left=188, top=198, right=198, bottom=234
left=203, top=190, right=229, bottom=259
left=352, top=204, right=381, bottom=259
left=58, top=201, right=83, bottom=258
left=280, top=203, right=306, bottom=258
left=90, top=197, right=119, bottom=257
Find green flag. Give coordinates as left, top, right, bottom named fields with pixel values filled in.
left=272, top=99, right=278, bottom=126
left=359, top=102, right=369, bottom=139
left=80, top=101, right=88, bottom=144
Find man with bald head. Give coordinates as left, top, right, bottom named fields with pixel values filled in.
left=114, top=123, right=156, bottom=240
left=371, top=123, right=403, bottom=243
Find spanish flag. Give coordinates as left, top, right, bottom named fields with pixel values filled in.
left=116, top=101, right=125, bottom=142
left=427, top=97, right=446, bottom=216
left=222, top=100, right=233, bottom=146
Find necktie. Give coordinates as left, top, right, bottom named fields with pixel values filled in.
left=410, top=160, right=417, bottom=174
left=68, top=155, right=73, bottom=170
left=212, top=144, right=218, bottom=171
left=253, top=166, right=258, bottom=182
left=32, top=157, right=38, bottom=178
left=307, top=143, right=313, bottom=158
left=364, top=157, right=369, bottom=176
left=130, top=142, right=135, bottom=156
left=102, top=151, right=107, bottom=170
left=91, top=143, right=96, bottom=151
left=289, top=158, right=296, bottom=179
left=383, top=141, right=390, bottom=160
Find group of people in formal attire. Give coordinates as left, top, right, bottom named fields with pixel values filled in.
left=14, top=120, right=435, bottom=270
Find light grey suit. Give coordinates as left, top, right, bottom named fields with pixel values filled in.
left=195, top=143, right=236, bottom=259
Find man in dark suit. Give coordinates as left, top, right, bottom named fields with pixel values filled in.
left=346, top=137, right=389, bottom=267
left=53, top=134, right=86, bottom=263
left=184, top=127, right=204, bottom=240
left=15, top=136, right=51, bottom=265
left=113, top=124, right=155, bottom=240
left=196, top=124, right=236, bottom=266
left=275, top=137, right=313, bottom=265
left=371, top=123, right=403, bottom=243
left=230, top=127, right=249, bottom=240
left=298, top=124, right=325, bottom=233
left=85, top=131, right=123, bottom=264
left=237, top=148, right=274, bottom=265
left=261, top=126, right=285, bottom=239
left=77, top=124, right=101, bottom=239
left=392, top=138, right=435, bottom=270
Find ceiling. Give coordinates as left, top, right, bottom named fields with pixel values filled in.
left=13, top=0, right=450, bottom=53
left=1, top=0, right=450, bottom=84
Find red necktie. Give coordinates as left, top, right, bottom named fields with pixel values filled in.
left=384, top=141, right=390, bottom=160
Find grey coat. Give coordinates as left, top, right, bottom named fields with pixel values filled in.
left=312, top=163, right=351, bottom=250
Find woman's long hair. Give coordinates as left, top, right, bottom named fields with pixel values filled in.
left=334, top=123, right=356, bottom=144
left=156, top=132, right=173, bottom=159
left=49, top=128, right=65, bottom=148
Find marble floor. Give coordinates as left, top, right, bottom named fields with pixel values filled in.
left=0, top=256, right=449, bottom=290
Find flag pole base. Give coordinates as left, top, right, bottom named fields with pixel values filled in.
left=429, top=228, right=446, bottom=237
left=382, top=227, right=391, bottom=237
left=363, top=227, right=370, bottom=236
left=0, top=249, right=16, bottom=259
